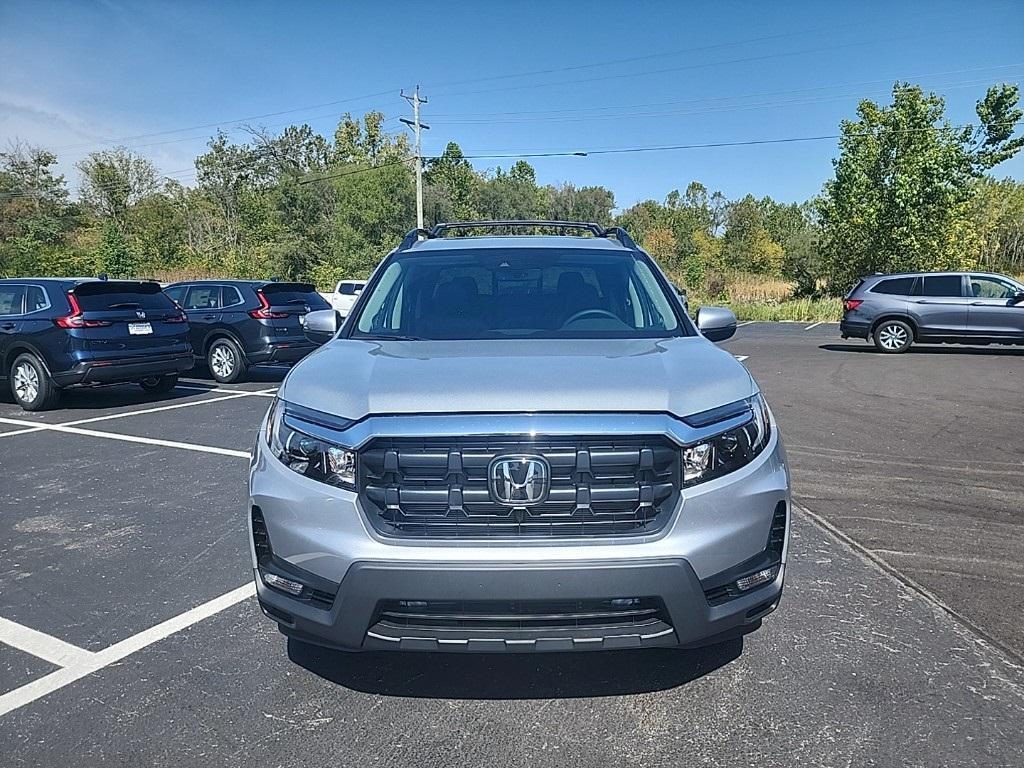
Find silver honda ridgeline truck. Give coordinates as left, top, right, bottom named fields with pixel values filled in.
left=249, top=221, right=790, bottom=653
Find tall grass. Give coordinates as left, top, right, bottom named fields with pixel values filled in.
left=681, top=269, right=843, bottom=322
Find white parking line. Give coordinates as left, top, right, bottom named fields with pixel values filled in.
left=737, top=321, right=755, bottom=327
left=0, top=417, right=252, bottom=459
left=804, top=321, right=824, bottom=330
left=734, top=355, right=750, bottom=362
left=0, top=388, right=276, bottom=441
left=0, top=583, right=255, bottom=718
left=0, top=617, right=94, bottom=668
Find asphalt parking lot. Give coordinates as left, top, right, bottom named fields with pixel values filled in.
left=1, top=324, right=1023, bottom=767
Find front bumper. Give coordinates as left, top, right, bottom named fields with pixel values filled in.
left=256, top=557, right=783, bottom=652
left=52, top=351, right=194, bottom=387
left=249, top=415, right=791, bottom=652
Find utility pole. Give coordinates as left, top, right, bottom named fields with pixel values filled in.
left=400, top=86, right=429, bottom=229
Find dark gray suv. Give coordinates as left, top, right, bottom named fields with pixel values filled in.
left=841, top=271, right=1024, bottom=353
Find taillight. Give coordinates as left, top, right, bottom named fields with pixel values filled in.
left=843, top=299, right=863, bottom=312
left=54, top=292, right=111, bottom=328
left=249, top=291, right=289, bottom=320
left=164, top=310, right=188, bottom=324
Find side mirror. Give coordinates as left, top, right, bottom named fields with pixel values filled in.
left=303, top=309, right=340, bottom=344
left=1013, top=291, right=1024, bottom=305
left=695, top=306, right=737, bottom=343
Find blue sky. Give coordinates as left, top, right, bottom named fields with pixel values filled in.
left=1, top=0, right=1022, bottom=208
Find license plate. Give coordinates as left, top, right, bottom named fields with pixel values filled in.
left=128, top=322, right=153, bottom=335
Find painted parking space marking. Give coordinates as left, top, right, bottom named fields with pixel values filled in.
left=0, top=388, right=276, bottom=440
left=804, top=322, right=824, bottom=330
left=0, top=583, right=255, bottom=718
left=734, top=355, right=750, bottom=362
left=0, top=417, right=252, bottom=458
left=0, top=618, right=94, bottom=668
left=738, top=321, right=755, bottom=327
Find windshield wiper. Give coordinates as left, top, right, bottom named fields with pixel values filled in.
left=107, top=302, right=141, bottom=309
left=364, top=334, right=427, bottom=341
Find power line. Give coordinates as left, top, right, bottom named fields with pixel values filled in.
left=429, top=27, right=985, bottom=100
left=425, top=65, right=1024, bottom=121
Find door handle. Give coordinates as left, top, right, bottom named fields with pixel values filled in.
left=202, top=314, right=218, bottom=320
left=970, top=301, right=988, bottom=306
left=0, top=322, right=15, bottom=330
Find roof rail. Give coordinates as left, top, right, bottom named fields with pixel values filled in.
left=600, top=226, right=639, bottom=251
left=430, top=220, right=605, bottom=237
left=394, top=220, right=645, bottom=253
left=396, top=228, right=433, bottom=251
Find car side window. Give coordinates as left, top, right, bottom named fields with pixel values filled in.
left=164, top=285, right=187, bottom=305
left=339, top=283, right=355, bottom=296
left=0, top=285, right=26, bottom=315
left=871, top=277, right=915, bottom=295
left=221, top=285, right=243, bottom=307
left=184, top=285, right=222, bottom=310
left=969, top=276, right=1017, bottom=300
left=921, top=275, right=964, bottom=298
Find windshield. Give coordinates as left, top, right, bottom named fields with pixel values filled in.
left=351, top=248, right=687, bottom=340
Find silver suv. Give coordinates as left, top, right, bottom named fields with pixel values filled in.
left=841, top=271, right=1024, bottom=353
left=249, top=221, right=790, bottom=653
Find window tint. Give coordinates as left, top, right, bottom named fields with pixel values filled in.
left=969, top=276, right=1017, bottom=300
left=184, top=285, right=221, bottom=310
left=353, top=248, right=684, bottom=340
left=0, top=285, right=26, bottom=315
left=164, top=285, right=187, bottom=305
left=26, top=285, right=48, bottom=312
left=72, top=282, right=176, bottom=311
left=339, top=283, right=356, bottom=296
left=260, top=283, right=329, bottom=309
left=871, top=277, right=915, bottom=295
left=221, top=285, right=244, bottom=307
left=921, top=275, right=964, bottom=298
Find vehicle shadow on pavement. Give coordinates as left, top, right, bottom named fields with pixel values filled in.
left=820, top=343, right=1024, bottom=356
left=287, top=638, right=743, bottom=699
left=187, top=365, right=291, bottom=383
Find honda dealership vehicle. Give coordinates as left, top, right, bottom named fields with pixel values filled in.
left=165, top=280, right=330, bottom=383
left=0, top=278, right=192, bottom=411
left=249, top=221, right=789, bottom=653
left=841, top=271, right=1024, bottom=353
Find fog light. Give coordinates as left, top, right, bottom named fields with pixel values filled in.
left=735, top=565, right=779, bottom=592
left=263, top=572, right=304, bottom=596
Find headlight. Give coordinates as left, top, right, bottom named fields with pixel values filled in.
left=682, top=394, right=771, bottom=486
left=265, top=398, right=357, bottom=490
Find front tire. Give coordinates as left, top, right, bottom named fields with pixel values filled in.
left=139, top=374, right=178, bottom=394
left=207, top=338, right=248, bottom=383
left=10, top=353, right=61, bottom=411
left=873, top=319, right=913, bottom=353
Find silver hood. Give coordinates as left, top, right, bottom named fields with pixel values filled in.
left=280, top=337, right=755, bottom=421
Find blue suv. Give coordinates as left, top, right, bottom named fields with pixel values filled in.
left=164, top=280, right=330, bottom=383
left=0, top=278, right=193, bottom=410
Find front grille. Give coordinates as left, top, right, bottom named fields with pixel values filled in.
left=359, top=436, right=679, bottom=538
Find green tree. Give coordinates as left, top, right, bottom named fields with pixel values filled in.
left=425, top=142, right=479, bottom=223
left=95, top=220, right=136, bottom=277
left=818, top=82, right=1024, bottom=293
left=77, top=148, right=159, bottom=234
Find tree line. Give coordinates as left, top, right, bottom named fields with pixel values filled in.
left=1, top=82, right=1022, bottom=299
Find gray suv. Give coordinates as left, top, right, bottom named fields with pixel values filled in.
left=249, top=221, right=790, bottom=653
left=841, top=271, right=1024, bottom=353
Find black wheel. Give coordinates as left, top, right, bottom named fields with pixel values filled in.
left=10, top=353, right=61, bottom=411
left=207, top=338, right=248, bottom=383
left=873, top=319, right=913, bottom=353
left=139, top=374, right=179, bottom=394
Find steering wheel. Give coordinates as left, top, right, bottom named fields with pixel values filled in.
left=561, top=308, right=620, bottom=326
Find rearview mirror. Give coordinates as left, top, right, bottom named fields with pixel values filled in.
left=303, top=309, right=340, bottom=344
left=695, top=306, right=737, bottom=343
